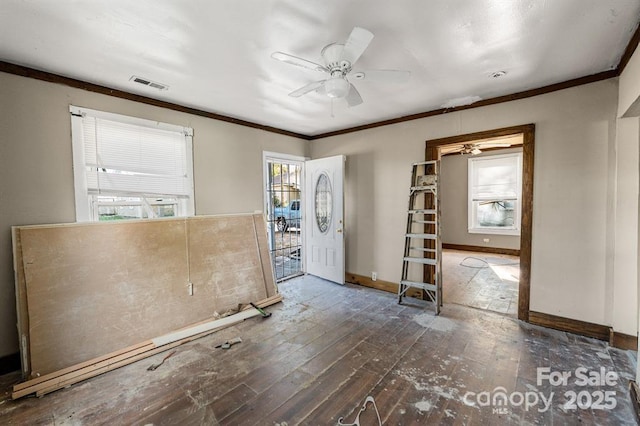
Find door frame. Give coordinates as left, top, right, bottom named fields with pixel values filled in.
left=426, top=124, right=535, bottom=321
left=262, top=151, right=308, bottom=280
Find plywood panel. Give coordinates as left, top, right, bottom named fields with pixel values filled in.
left=14, top=214, right=276, bottom=377
left=188, top=215, right=267, bottom=312
left=21, top=219, right=188, bottom=376
left=253, top=215, right=277, bottom=298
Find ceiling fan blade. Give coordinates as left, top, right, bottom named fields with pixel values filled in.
left=271, top=52, right=328, bottom=73
left=289, top=80, right=326, bottom=97
left=341, top=27, right=374, bottom=66
left=440, top=145, right=463, bottom=155
left=354, top=69, right=411, bottom=83
left=345, top=84, right=363, bottom=107
left=477, top=142, right=512, bottom=148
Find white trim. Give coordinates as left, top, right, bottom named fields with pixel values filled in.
left=263, top=151, right=309, bottom=163
left=262, top=151, right=307, bottom=221
left=468, top=226, right=521, bottom=236
left=70, top=105, right=191, bottom=135
left=70, top=105, right=195, bottom=221
left=262, top=151, right=307, bottom=276
left=184, top=132, right=195, bottom=216
left=467, top=152, right=522, bottom=236
left=70, top=111, right=91, bottom=222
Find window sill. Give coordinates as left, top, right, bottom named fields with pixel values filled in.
left=468, top=227, right=521, bottom=236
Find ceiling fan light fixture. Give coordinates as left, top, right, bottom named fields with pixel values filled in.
left=324, top=77, right=350, bottom=98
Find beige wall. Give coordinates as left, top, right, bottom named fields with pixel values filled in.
left=612, top=118, right=639, bottom=336
left=617, top=45, right=640, bottom=381
left=2, top=67, right=638, bottom=357
left=311, top=78, right=635, bottom=332
left=0, top=72, right=309, bottom=357
left=440, top=147, right=522, bottom=250
left=619, top=46, right=640, bottom=118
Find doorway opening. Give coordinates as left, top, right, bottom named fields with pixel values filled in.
left=264, top=153, right=305, bottom=282
left=426, top=124, right=534, bottom=321
left=440, top=135, right=523, bottom=316
left=443, top=248, right=520, bottom=315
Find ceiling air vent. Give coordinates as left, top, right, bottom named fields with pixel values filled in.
left=130, top=76, right=169, bottom=91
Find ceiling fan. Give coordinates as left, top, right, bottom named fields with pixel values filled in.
left=271, top=27, right=410, bottom=107
left=441, top=141, right=513, bottom=156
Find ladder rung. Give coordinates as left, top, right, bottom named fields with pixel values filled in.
left=403, top=256, right=437, bottom=265
left=410, top=186, right=437, bottom=191
left=400, top=280, right=437, bottom=292
left=408, top=209, right=436, bottom=214
left=406, top=233, right=437, bottom=239
left=409, top=247, right=437, bottom=253
left=412, top=161, right=437, bottom=166
left=413, top=220, right=436, bottom=224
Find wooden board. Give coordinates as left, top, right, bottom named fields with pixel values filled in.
left=12, top=294, right=283, bottom=399
left=12, top=228, right=30, bottom=377
left=13, top=213, right=277, bottom=378
left=12, top=294, right=282, bottom=399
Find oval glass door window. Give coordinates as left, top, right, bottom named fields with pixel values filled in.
left=315, top=172, right=333, bottom=233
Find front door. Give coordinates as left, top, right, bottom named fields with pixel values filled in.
left=304, top=155, right=345, bottom=284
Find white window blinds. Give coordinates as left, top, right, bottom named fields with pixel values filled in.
left=72, top=106, right=193, bottom=197
left=469, top=153, right=522, bottom=201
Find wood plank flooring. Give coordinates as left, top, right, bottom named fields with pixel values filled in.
left=0, top=275, right=637, bottom=425
left=443, top=249, right=520, bottom=316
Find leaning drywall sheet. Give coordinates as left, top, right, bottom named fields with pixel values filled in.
left=14, top=213, right=276, bottom=378
left=187, top=215, right=272, bottom=310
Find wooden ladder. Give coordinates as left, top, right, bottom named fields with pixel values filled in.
left=398, top=160, right=442, bottom=315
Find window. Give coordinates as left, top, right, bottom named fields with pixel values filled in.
left=468, top=152, right=522, bottom=235
left=70, top=106, right=194, bottom=222
left=314, top=172, right=332, bottom=234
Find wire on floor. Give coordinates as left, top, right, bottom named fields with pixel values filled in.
left=459, top=256, right=520, bottom=268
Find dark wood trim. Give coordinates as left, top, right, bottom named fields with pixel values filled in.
left=426, top=124, right=534, bottom=322
left=0, top=352, right=20, bottom=376
left=610, top=330, right=638, bottom=351
left=345, top=272, right=423, bottom=298
left=426, top=124, right=535, bottom=146
left=519, top=126, right=535, bottom=322
left=1, top=59, right=623, bottom=141
left=310, top=72, right=614, bottom=140
left=529, top=311, right=610, bottom=341
left=0, top=61, right=310, bottom=141
left=617, top=23, right=640, bottom=75
left=442, top=243, right=520, bottom=257
left=346, top=272, right=397, bottom=293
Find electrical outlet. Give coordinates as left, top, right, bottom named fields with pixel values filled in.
left=372, top=272, right=377, bottom=281
left=188, top=282, right=193, bottom=296
left=483, top=238, right=490, bottom=243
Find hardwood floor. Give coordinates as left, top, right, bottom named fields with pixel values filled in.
left=0, top=275, right=637, bottom=425
left=443, top=249, right=520, bottom=316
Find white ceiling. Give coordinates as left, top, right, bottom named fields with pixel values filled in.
left=1, top=1, right=639, bottom=137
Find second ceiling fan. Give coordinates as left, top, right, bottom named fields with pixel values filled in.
left=440, top=141, right=514, bottom=156
left=271, top=27, right=410, bottom=107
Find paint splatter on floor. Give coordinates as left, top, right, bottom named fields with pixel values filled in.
left=414, top=400, right=432, bottom=412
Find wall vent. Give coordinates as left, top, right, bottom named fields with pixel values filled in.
left=130, top=76, right=169, bottom=91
